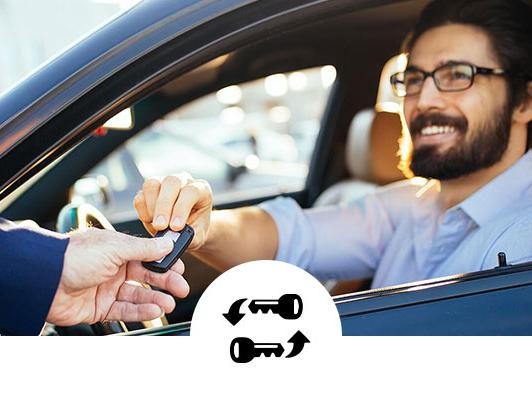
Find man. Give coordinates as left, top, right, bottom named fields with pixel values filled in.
left=133, top=0, right=532, bottom=287
left=0, top=219, right=190, bottom=335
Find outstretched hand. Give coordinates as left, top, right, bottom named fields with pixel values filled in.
left=47, top=228, right=190, bottom=326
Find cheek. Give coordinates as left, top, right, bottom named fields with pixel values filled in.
left=459, top=93, right=495, bottom=132
left=467, top=81, right=508, bottom=123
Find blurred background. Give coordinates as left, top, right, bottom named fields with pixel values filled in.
left=0, top=0, right=140, bottom=94
left=0, top=0, right=335, bottom=223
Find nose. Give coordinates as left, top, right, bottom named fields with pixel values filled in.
left=414, top=76, right=447, bottom=113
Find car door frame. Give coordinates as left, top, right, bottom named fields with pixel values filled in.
left=123, top=261, right=532, bottom=335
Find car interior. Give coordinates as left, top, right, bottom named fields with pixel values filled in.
left=1, top=0, right=439, bottom=334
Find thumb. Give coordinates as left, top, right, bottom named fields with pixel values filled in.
left=112, top=232, right=174, bottom=263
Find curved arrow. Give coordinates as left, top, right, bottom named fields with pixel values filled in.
left=285, top=330, right=310, bottom=358
left=223, top=298, right=247, bottom=326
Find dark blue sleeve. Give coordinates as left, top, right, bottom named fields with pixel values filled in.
left=0, top=218, right=69, bottom=335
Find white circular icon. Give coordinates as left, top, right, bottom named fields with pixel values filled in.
left=191, top=260, right=341, bottom=366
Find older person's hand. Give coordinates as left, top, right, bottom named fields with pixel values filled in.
left=47, top=228, right=190, bottom=326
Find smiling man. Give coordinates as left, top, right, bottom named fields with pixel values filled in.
left=133, top=0, right=532, bottom=288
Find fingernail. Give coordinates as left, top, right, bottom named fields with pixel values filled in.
left=171, top=217, right=181, bottom=229
left=155, top=215, right=166, bottom=226
left=156, top=237, right=173, bottom=253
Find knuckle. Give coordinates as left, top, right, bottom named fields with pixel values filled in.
left=196, top=180, right=213, bottom=196
left=184, top=184, right=201, bottom=198
left=143, top=178, right=160, bottom=192
left=162, top=175, right=182, bottom=188
left=85, top=226, right=101, bottom=239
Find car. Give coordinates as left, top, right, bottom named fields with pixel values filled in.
left=1, top=0, right=532, bottom=336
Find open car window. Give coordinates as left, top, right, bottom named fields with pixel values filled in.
left=71, top=65, right=336, bottom=223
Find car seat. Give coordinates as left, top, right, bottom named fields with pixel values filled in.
left=315, top=54, right=407, bottom=207
left=317, top=54, right=408, bottom=294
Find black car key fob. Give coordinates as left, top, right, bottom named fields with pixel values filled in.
left=142, top=225, right=194, bottom=273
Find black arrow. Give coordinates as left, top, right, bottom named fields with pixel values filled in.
left=223, top=298, right=247, bottom=326
left=285, top=330, right=310, bottom=358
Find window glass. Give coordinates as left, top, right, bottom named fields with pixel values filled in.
left=72, top=65, right=335, bottom=223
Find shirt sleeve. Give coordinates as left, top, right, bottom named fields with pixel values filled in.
left=0, top=218, right=69, bottom=335
left=258, top=192, right=395, bottom=281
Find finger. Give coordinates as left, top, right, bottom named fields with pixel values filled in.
left=106, top=302, right=164, bottom=322
left=152, top=175, right=184, bottom=231
left=127, top=260, right=190, bottom=298
left=187, top=218, right=209, bottom=251
left=110, top=231, right=174, bottom=263
left=169, top=181, right=211, bottom=230
left=133, top=191, right=151, bottom=223
left=167, top=258, right=185, bottom=275
left=142, top=178, right=161, bottom=223
left=117, top=283, right=176, bottom=314
left=133, top=191, right=156, bottom=235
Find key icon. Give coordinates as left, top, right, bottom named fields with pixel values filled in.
left=230, top=337, right=284, bottom=363
left=248, top=293, right=303, bottom=320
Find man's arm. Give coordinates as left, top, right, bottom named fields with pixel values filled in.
left=191, top=207, right=278, bottom=272
left=0, top=218, right=68, bottom=335
left=132, top=174, right=398, bottom=278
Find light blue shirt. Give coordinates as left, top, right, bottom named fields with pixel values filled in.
left=259, top=150, right=532, bottom=288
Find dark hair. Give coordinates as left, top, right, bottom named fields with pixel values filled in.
left=402, top=0, right=532, bottom=148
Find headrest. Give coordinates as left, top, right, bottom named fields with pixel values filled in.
left=344, top=55, right=407, bottom=184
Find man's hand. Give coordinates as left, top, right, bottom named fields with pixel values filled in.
left=47, top=228, right=190, bottom=326
left=133, top=173, right=213, bottom=251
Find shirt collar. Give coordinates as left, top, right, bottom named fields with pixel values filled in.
left=458, top=150, right=532, bottom=227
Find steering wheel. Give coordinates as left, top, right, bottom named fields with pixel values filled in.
left=56, top=202, right=168, bottom=335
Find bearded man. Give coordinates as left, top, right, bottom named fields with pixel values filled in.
left=132, top=0, right=532, bottom=288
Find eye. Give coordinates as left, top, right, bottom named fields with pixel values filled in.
left=449, top=65, right=472, bottom=80
left=404, top=72, right=424, bottom=86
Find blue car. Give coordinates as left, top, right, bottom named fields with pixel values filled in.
left=1, top=0, right=531, bottom=336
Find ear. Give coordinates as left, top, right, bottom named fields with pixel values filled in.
left=512, top=81, right=532, bottom=124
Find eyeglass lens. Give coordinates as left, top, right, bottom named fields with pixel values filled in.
left=396, top=64, right=474, bottom=96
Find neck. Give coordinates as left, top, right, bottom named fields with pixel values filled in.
left=439, top=143, right=526, bottom=209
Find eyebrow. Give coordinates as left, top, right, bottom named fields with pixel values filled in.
left=406, top=59, right=474, bottom=71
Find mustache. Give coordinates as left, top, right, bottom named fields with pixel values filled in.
left=409, top=113, right=468, bottom=136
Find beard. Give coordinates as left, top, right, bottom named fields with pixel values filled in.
left=408, top=102, right=512, bottom=180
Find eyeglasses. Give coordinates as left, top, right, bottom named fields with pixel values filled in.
left=390, top=62, right=507, bottom=97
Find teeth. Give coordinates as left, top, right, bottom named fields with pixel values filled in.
left=420, top=125, right=455, bottom=136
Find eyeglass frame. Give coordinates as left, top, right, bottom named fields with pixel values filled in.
left=389, top=61, right=508, bottom=97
